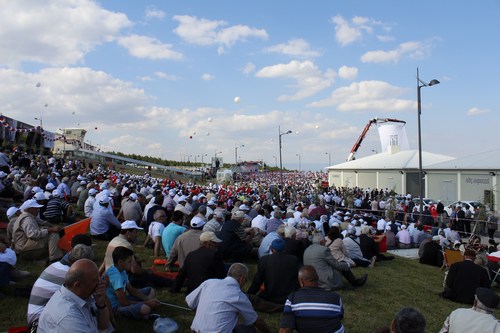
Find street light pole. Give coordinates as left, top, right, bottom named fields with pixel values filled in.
left=325, top=152, right=331, bottom=166
left=416, top=68, right=440, bottom=216
left=279, top=126, right=292, bottom=186
left=296, top=153, right=301, bottom=172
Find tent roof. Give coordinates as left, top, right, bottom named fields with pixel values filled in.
left=426, top=147, right=500, bottom=170
left=326, top=149, right=454, bottom=170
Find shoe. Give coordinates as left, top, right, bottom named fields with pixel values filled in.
left=354, top=274, right=368, bottom=287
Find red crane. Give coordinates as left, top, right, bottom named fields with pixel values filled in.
left=347, top=118, right=406, bottom=161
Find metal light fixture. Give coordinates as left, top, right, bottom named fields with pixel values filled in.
left=417, top=68, right=440, bottom=215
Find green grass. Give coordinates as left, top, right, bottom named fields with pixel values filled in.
left=2, top=230, right=499, bottom=333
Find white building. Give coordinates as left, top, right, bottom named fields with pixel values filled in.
left=326, top=148, right=499, bottom=210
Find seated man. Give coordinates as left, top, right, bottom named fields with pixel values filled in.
left=171, top=231, right=226, bottom=294
left=44, top=189, right=73, bottom=225
left=304, top=233, right=367, bottom=290
left=186, top=263, right=270, bottom=333
left=143, top=209, right=167, bottom=258
left=441, top=249, right=491, bottom=304
left=440, top=287, right=500, bottom=333
left=102, top=220, right=172, bottom=288
left=167, top=215, right=205, bottom=268
left=90, top=195, right=121, bottom=240
left=12, top=199, right=63, bottom=264
left=105, top=246, right=160, bottom=320
left=161, top=210, right=186, bottom=258
left=27, top=243, right=94, bottom=328
left=419, top=235, right=443, bottom=267
left=37, top=259, right=111, bottom=333
left=248, top=238, right=300, bottom=305
left=279, top=265, right=345, bottom=333
left=219, top=211, right=255, bottom=260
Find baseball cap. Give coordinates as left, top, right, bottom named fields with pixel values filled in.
left=99, top=196, right=112, bottom=204
left=239, top=204, right=249, bottom=211
left=20, top=199, right=44, bottom=210
left=88, top=188, right=98, bottom=196
left=6, top=206, right=19, bottom=218
left=190, top=216, right=206, bottom=228
left=232, top=211, right=245, bottom=219
left=129, top=193, right=138, bottom=201
left=121, top=220, right=143, bottom=230
left=178, top=195, right=187, bottom=203
left=200, top=231, right=222, bottom=243
left=34, top=192, right=47, bottom=201
left=45, top=183, right=55, bottom=190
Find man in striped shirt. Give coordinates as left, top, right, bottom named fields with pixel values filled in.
left=279, top=265, right=345, bottom=333
left=27, top=243, right=94, bottom=328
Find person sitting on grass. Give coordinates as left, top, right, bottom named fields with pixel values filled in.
left=105, top=246, right=160, bottom=320
left=161, top=210, right=187, bottom=259
left=27, top=243, right=94, bottom=330
left=279, top=265, right=345, bottom=333
left=143, top=209, right=167, bottom=258
left=37, top=259, right=112, bottom=333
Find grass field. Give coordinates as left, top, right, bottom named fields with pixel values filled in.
left=1, top=229, right=499, bottom=333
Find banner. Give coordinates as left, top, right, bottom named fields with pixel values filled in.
left=377, top=122, right=409, bottom=153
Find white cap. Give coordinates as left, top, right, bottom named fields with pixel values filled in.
left=45, top=183, right=55, bottom=190
left=0, top=171, right=8, bottom=178
left=239, top=204, right=249, bottom=211
left=178, top=195, right=187, bottom=203
left=52, top=189, right=61, bottom=197
left=20, top=199, right=44, bottom=210
left=129, top=193, right=138, bottom=201
left=190, top=216, right=206, bottom=228
left=99, top=196, right=112, bottom=204
left=34, top=192, right=47, bottom=201
left=88, top=188, right=98, bottom=196
left=121, top=220, right=143, bottom=230
left=6, top=206, right=19, bottom=218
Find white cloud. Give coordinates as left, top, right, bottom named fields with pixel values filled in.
left=338, top=66, right=358, bottom=80
left=117, top=34, right=183, bottom=60
left=201, top=73, right=215, bottom=81
left=377, top=35, right=395, bottom=42
left=256, top=60, right=335, bottom=101
left=361, top=40, right=432, bottom=64
left=466, top=107, right=490, bottom=116
left=154, top=72, right=178, bottom=80
left=242, top=62, right=256, bottom=75
left=264, top=39, right=320, bottom=58
left=308, top=80, right=413, bottom=112
left=173, top=15, right=268, bottom=49
left=331, top=15, right=387, bottom=46
left=145, top=6, right=166, bottom=20
left=0, top=0, right=131, bottom=67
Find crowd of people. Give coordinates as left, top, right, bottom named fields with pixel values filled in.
left=0, top=148, right=499, bottom=332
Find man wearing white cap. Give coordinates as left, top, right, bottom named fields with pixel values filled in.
left=174, top=195, right=191, bottom=216
left=90, top=195, right=121, bottom=241
left=84, top=188, right=98, bottom=218
left=12, top=199, right=63, bottom=264
left=171, top=231, right=225, bottom=293
left=117, top=193, right=143, bottom=225
left=6, top=206, right=21, bottom=245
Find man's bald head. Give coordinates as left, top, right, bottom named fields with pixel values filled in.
left=298, top=265, right=319, bottom=287
left=65, top=259, right=99, bottom=299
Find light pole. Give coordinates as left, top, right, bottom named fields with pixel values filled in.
left=235, top=144, right=244, bottom=164
left=279, top=126, right=292, bottom=186
left=273, top=155, right=277, bottom=167
left=59, top=128, right=66, bottom=157
left=201, top=154, right=207, bottom=165
left=416, top=68, right=440, bottom=215
left=34, top=116, right=43, bottom=155
left=325, top=152, right=331, bottom=166
left=296, top=153, right=301, bottom=172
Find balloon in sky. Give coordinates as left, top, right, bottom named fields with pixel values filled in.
left=315, top=125, right=320, bottom=129
left=234, top=96, right=240, bottom=104
left=36, top=82, right=41, bottom=88
left=207, top=117, right=212, bottom=122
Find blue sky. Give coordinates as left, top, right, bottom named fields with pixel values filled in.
left=0, top=0, right=499, bottom=171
